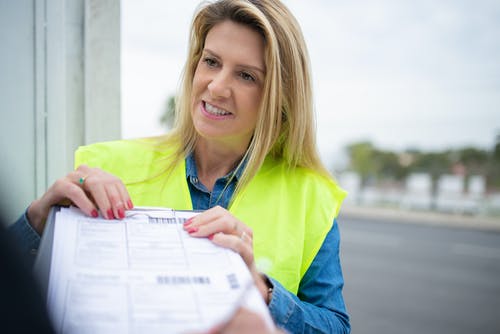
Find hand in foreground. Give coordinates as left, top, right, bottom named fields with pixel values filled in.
left=27, top=164, right=133, bottom=234
left=182, top=206, right=271, bottom=303
left=202, top=308, right=284, bottom=334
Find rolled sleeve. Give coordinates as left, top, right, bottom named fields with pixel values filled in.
left=267, top=221, right=350, bottom=334
left=8, top=209, right=42, bottom=266
left=268, top=277, right=299, bottom=326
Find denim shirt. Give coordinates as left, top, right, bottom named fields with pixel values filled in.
left=185, top=154, right=350, bottom=333
left=10, top=154, right=350, bottom=333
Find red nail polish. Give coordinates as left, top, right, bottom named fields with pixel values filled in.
left=107, top=209, right=114, bottom=220
left=183, top=218, right=192, bottom=226
left=208, top=234, right=214, bottom=240
left=127, top=199, right=134, bottom=209
left=118, top=208, right=125, bottom=219
left=187, top=227, right=198, bottom=234
left=91, top=210, right=98, bottom=218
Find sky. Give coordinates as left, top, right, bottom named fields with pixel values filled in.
left=121, top=0, right=500, bottom=170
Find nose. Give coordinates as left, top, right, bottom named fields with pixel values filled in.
left=207, top=70, right=231, bottom=99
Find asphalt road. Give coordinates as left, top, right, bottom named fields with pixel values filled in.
left=340, top=216, right=500, bottom=334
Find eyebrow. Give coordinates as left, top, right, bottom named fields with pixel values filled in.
left=203, top=48, right=266, bottom=74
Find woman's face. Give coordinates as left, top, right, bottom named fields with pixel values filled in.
left=191, top=20, right=266, bottom=151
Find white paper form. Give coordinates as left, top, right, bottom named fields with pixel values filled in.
left=47, top=207, right=273, bottom=334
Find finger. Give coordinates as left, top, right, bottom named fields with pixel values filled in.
left=239, top=230, right=253, bottom=244
left=186, top=205, right=227, bottom=226
left=185, top=207, right=252, bottom=237
left=51, top=179, right=98, bottom=218
left=210, top=233, right=254, bottom=267
left=84, top=178, right=113, bottom=219
left=73, top=164, right=91, bottom=182
left=106, top=183, right=127, bottom=219
left=186, top=215, right=234, bottom=237
left=75, top=167, right=128, bottom=219
left=187, top=216, right=253, bottom=239
left=115, top=179, right=133, bottom=210
left=101, top=171, right=133, bottom=211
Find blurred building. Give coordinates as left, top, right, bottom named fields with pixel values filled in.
left=0, top=0, right=120, bottom=222
left=338, top=171, right=498, bottom=216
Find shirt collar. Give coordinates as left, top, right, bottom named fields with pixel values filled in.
left=185, top=151, right=247, bottom=182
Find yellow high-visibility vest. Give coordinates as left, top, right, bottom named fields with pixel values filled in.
left=75, top=138, right=345, bottom=293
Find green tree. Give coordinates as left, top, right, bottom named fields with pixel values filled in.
left=373, top=150, right=407, bottom=181
left=409, top=151, right=451, bottom=185
left=343, top=134, right=500, bottom=191
left=488, top=131, right=500, bottom=189
left=457, top=147, right=489, bottom=175
left=345, top=141, right=378, bottom=186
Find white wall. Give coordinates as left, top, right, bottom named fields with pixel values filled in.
left=0, top=0, right=120, bottom=223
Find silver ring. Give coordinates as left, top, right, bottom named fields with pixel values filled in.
left=240, top=231, right=247, bottom=241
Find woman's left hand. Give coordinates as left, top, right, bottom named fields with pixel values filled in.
left=182, top=205, right=270, bottom=303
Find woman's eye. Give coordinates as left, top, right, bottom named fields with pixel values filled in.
left=204, top=57, right=218, bottom=67
left=239, top=72, right=255, bottom=82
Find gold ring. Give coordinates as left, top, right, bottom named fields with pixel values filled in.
left=78, top=176, right=87, bottom=185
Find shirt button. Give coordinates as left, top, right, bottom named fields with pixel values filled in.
left=192, top=177, right=198, bottom=184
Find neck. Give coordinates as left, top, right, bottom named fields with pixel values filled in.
left=194, top=140, right=246, bottom=191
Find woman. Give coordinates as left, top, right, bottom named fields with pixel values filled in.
left=11, top=0, right=350, bottom=332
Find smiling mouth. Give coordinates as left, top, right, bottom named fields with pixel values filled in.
left=203, top=101, right=232, bottom=116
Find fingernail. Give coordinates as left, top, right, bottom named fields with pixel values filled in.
left=118, top=208, right=125, bottom=219
left=183, top=218, right=193, bottom=226
left=107, top=209, right=114, bottom=220
left=187, top=227, right=198, bottom=234
left=127, top=199, right=134, bottom=209
left=91, top=210, right=98, bottom=218
left=208, top=234, right=214, bottom=240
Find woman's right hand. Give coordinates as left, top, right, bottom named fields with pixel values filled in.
left=27, top=164, right=133, bottom=234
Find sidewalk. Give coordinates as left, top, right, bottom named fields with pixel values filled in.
left=340, top=205, right=500, bottom=232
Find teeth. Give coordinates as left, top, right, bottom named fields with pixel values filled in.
left=205, top=102, right=231, bottom=116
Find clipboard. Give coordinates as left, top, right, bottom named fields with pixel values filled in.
left=33, top=205, right=60, bottom=300
left=32, top=206, right=274, bottom=333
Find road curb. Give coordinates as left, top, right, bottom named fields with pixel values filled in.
left=340, top=205, right=500, bottom=232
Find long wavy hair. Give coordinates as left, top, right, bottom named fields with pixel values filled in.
left=157, top=0, right=331, bottom=194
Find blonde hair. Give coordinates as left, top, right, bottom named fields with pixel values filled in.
left=158, top=0, right=331, bottom=192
